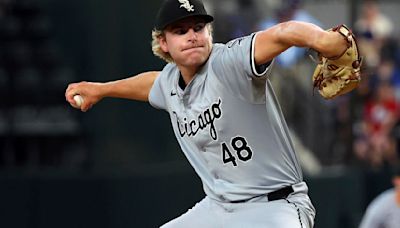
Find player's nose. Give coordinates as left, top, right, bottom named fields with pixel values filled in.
left=187, top=28, right=197, bottom=42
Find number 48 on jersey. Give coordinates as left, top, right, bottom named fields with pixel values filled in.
left=221, top=136, right=253, bottom=167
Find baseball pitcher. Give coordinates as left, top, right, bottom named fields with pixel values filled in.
left=65, top=0, right=362, bottom=227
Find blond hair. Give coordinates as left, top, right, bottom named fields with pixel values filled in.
left=151, top=24, right=213, bottom=63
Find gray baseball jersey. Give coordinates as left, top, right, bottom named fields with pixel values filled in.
left=359, top=189, right=400, bottom=228
left=149, top=33, right=303, bottom=203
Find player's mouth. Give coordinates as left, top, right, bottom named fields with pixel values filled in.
left=182, top=46, right=203, bottom=52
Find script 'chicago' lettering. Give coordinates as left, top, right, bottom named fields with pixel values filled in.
left=173, top=98, right=222, bottom=140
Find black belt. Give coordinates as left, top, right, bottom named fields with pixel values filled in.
left=230, top=185, right=294, bottom=203
left=268, top=185, right=294, bottom=201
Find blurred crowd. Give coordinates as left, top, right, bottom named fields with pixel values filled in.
left=351, top=0, right=400, bottom=170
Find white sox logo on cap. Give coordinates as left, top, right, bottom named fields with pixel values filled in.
left=178, top=0, right=194, bottom=12
left=155, top=0, right=213, bottom=30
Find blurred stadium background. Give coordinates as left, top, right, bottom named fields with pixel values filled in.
left=0, top=0, right=399, bottom=227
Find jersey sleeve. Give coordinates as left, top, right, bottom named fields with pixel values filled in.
left=210, top=33, right=274, bottom=103
left=212, top=32, right=273, bottom=80
left=148, top=66, right=170, bottom=110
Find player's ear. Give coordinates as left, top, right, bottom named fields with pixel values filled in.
left=158, top=35, right=168, bottom=53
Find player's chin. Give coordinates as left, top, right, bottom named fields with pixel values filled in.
left=180, top=53, right=207, bottom=66
left=184, top=57, right=207, bottom=67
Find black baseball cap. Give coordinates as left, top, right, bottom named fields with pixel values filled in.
left=154, top=0, right=214, bottom=30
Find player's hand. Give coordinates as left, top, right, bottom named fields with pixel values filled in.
left=65, top=81, right=104, bottom=112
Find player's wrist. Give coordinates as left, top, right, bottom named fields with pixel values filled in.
left=318, top=31, right=347, bottom=59
left=317, top=31, right=345, bottom=59
left=329, top=31, right=348, bottom=59
left=92, top=82, right=108, bottom=100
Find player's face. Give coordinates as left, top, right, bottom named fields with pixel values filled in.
left=160, top=17, right=212, bottom=69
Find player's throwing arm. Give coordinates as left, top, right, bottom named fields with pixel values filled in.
left=65, top=71, right=160, bottom=112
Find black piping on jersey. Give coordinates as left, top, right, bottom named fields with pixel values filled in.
left=250, top=33, right=272, bottom=77
left=285, top=199, right=304, bottom=228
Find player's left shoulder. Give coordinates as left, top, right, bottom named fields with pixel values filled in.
left=225, top=34, right=254, bottom=50
left=210, top=43, right=224, bottom=56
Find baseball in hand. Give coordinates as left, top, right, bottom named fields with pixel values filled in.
left=73, top=95, right=84, bottom=107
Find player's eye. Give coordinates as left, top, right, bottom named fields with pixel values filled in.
left=194, top=23, right=205, bottom=32
left=173, top=28, right=188, bottom=35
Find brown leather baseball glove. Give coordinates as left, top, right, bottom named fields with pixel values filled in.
left=312, top=24, right=362, bottom=99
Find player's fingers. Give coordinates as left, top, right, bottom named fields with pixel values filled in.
left=80, top=101, right=92, bottom=112
left=66, top=91, right=80, bottom=108
left=66, top=94, right=77, bottom=106
left=65, top=83, right=79, bottom=102
left=69, top=97, right=81, bottom=109
left=65, top=81, right=87, bottom=106
left=65, top=81, right=98, bottom=112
